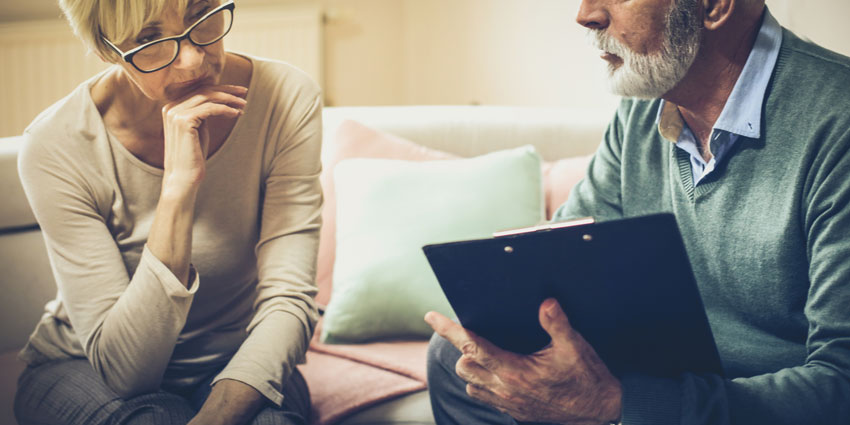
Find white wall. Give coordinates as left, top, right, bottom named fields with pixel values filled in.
left=323, top=0, right=850, bottom=113
left=767, top=0, right=850, bottom=52
left=0, top=0, right=324, bottom=137
left=320, top=0, right=405, bottom=106
left=1, top=0, right=849, bottom=136
left=400, top=0, right=616, bottom=116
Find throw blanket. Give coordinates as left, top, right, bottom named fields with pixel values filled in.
left=297, top=322, right=429, bottom=425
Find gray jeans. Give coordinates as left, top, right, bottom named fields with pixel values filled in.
left=427, top=333, right=555, bottom=425
left=14, top=359, right=310, bottom=425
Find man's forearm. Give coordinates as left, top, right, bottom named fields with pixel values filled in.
left=190, top=379, right=266, bottom=425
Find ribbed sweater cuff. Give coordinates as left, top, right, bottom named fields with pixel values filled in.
left=620, top=374, right=681, bottom=425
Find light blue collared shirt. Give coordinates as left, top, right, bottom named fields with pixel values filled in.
left=656, top=8, right=782, bottom=185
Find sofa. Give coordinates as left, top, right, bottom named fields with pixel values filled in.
left=0, top=105, right=608, bottom=425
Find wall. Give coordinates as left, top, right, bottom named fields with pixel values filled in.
left=320, top=0, right=405, bottom=107
left=0, top=0, right=323, bottom=137
left=1, top=0, right=849, bottom=136
left=400, top=0, right=616, bottom=116
left=323, top=0, right=850, bottom=114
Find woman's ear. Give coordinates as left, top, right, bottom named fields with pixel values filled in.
left=701, top=0, right=735, bottom=31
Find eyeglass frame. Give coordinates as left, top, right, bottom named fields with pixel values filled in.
left=100, top=1, right=236, bottom=73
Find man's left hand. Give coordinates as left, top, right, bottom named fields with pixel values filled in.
left=425, top=298, right=622, bottom=425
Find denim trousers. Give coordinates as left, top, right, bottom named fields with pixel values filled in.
left=14, top=358, right=310, bottom=425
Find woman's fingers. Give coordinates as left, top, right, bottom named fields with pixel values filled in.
left=189, top=101, right=245, bottom=122
left=166, top=86, right=247, bottom=115
left=158, top=84, right=249, bottom=188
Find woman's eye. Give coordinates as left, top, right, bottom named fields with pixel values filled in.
left=136, top=32, right=162, bottom=45
left=190, top=6, right=211, bottom=21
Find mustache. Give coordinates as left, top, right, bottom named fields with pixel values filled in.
left=586, top=29, right=632, bottom=58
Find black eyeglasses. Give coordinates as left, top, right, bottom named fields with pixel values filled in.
left=101, top=1, right=235, bottom=73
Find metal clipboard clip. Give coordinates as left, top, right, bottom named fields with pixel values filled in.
left=492, top=217, right=595, bottom=238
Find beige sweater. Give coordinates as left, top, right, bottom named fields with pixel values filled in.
left=17, top=56, right=322, bottom=406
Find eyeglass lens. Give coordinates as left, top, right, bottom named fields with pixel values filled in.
left=133, top=5, right=233, bottom=72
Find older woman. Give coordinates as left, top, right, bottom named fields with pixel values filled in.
left=13, top=0, right=322, bottom=424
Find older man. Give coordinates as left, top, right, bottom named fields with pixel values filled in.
left=425, top=0, right=850, bottom=424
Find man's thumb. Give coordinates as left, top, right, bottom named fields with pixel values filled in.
left=539, top=298, right=572, bottom=344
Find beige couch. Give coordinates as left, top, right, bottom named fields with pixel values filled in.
left=0, top=105, right=607, bottom=425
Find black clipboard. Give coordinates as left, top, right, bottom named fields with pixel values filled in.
left=422, top=213, right=723, bottom=378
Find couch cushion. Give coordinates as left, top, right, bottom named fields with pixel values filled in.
left=542, top=155, right=592, bottom=220
left=0, top=350, right=25, bottom=425
left=336, top=390, right=433, bottom=425
left=317, top=121, right=457, bottom=308
left=299, top=317, right=430, bottom=425
left=0, top=136, right=37, bottom=230
left=0, top=229, right=56, bottom=353
left=321, top=146, right=545, bottom=343
left=321, top=106, right=606, bottom=161
left=299, top=350, right=425, bottom=425
left=317, top=121, right=592, bottom=309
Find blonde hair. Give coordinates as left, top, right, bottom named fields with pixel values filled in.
left=58, top=0, right=190, bottom=62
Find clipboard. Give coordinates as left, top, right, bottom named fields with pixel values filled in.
left=422, top=213, right=723, bottom=378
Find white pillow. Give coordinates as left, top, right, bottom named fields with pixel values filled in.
left=321, top=145, right=545, bottom=343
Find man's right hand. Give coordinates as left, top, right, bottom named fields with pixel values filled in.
left=425, top=298, right=622, bottom=425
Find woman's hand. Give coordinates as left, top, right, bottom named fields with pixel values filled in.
left=189, top=379, right=266, bottom=425
left=147, top=84, right=247, bottom=286
left=160, top=84, right=247, bottom=196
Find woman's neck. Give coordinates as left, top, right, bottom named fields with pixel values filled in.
left=92, top=67, right=164, bottom=139
left=90, top=54, right=253, bottom=168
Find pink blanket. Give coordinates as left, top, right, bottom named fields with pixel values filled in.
left=297, top=328, right=430, bottom=425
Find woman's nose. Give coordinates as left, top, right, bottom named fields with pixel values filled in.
left=171, top=39, right=205, bottom=70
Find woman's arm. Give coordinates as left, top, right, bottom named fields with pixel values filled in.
left=206, top=84, right=323, bottom=409
left=189, top=380, right=266, bottom=425
left=17, top=84, right=246, bottom=398
left=149, top=85, right=248, bottom=285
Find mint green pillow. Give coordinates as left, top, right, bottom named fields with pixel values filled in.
left=320, top=145, right=545, bottom=343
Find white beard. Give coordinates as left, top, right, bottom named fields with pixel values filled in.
left=587, top=2, right=701, bottom=99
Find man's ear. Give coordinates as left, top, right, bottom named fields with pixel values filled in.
left=701, top=0, right=735, bottom=31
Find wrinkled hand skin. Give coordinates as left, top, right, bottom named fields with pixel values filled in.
left=160, top=84, right=247, bottom=191
left=425, top=298, right=622, bottom=425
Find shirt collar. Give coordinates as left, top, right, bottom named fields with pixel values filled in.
left=656, top=7, right=782, bottom=142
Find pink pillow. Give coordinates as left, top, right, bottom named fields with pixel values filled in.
left=541, top=155, right=592, bottom=220
left=316, top=120, right=591, bottom=307
left=316, top=121, right=457, bottom=307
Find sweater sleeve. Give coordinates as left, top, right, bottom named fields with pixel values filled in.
left=211, top=92, right=322, bottom=406
left=552, top=101, right=626, bottom=223
left=17, top=133, right=198, bottom=398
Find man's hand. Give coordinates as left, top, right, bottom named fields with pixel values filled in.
left=425, top=298, right=622, bottom=425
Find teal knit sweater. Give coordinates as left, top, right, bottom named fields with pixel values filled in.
left=554, top=29, right=850, bottom=425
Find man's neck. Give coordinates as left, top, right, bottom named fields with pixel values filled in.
left=664, top=7, right=765, bottom=152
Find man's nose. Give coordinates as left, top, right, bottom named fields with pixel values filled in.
left=172, top=38, right=205, bottom=70
left=576, top=0, right=609, bottom=30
